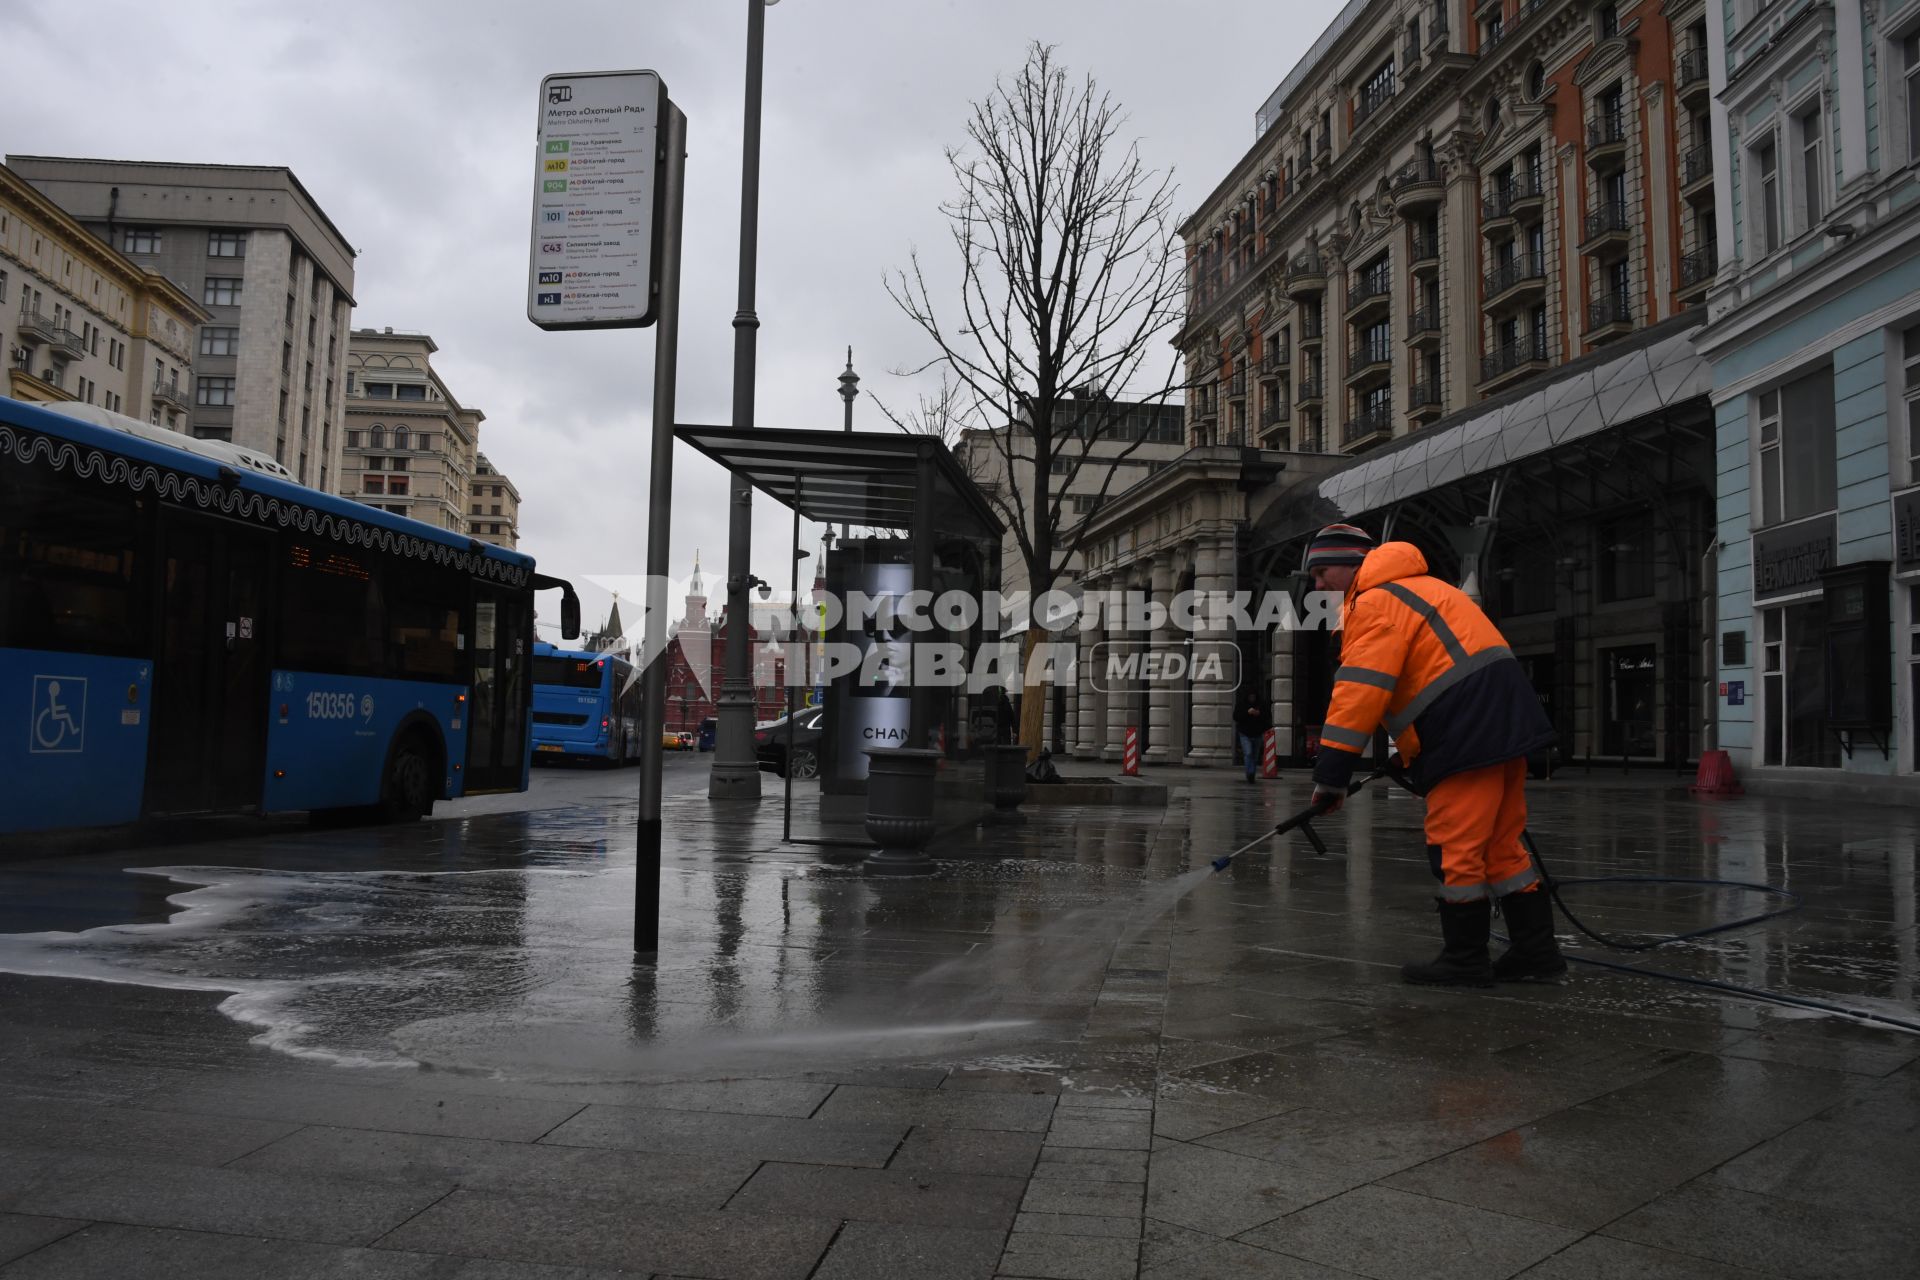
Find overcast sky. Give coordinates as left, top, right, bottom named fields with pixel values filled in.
left=1, top=0, right=1326, bottom=636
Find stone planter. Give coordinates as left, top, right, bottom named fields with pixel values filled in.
left=862, top=747, right=942, bottom=876
left=985, top=744, right=1029, bottom=824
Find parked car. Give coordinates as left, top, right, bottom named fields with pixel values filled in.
left=696, top=717, right=717, bottom=751
left=754, top=705, right=825, bottom=779
left=662, top=730, right=687, bottom=751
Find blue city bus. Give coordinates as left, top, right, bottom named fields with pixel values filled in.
left=0, top=395, right=579, bottom=835
left=531, top=642, right=642, bottom=765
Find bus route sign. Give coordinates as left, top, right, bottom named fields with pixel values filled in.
left=528, top=69, right=668, bottom=330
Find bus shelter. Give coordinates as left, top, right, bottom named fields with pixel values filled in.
left=675, top=426, right=1004, bottom=843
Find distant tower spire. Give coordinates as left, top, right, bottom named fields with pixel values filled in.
left=838, top=348, right=859, bottom=430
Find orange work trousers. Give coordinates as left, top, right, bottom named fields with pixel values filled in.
left=1422, top=757, right=1540, bottom=901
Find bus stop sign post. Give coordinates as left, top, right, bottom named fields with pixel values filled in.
left=527, top=70, right=683, bottom=953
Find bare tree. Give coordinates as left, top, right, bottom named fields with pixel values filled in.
left=870, top=369, right=967, bottom=449
left=888, top=42, right=1186, bottom=751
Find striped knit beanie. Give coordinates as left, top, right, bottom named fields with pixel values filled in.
left=1303, top=523, right=1375, bottom=571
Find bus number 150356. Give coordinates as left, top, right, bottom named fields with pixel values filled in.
left=306, top=691, right=367, bottom=721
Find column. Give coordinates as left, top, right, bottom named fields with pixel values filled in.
left=1269, top=636, right=1294, bottom=759
left=1074, top=575, right=1106, bottom=759
left=1104, top=570, right=1141, bottom=762
left=1186, top=538, right=1235, bottom=766
left=1144, top=555, right=1177, bottom=763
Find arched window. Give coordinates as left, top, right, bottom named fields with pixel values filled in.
left=1526, top=62, right=1545, bottom=101
left=370, top=425, right=386, bottom=449
left=393, top=427, right=410, bottom=451
left=1486, top=96, right=1503, bottom=133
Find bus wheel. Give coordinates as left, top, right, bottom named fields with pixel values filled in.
left=380, top=734, right=435, bottom=822
left=790, top=747, right=819, bottom=780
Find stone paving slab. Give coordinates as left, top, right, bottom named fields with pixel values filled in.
left=538, top=1102, right=906, bottom=1167
left=1239, top=1184, right=1581, bottom=1280
left=134, top=1074, right=586, bottom=1144
left=0, top=1217, right=85, bottom=1271
left=0, top=1096, right=300, bottom=1167
left=4, top=1152, right=448, bottom=1247
left=375, top=1190, right=837, bottom=1279
left=1601, top=1179, right=1920, bottom=1280
left=0, top=1222, right=465, bottom=1279
left=811, top=1221, right=1006, bottom=1280
left=230, top=1124, right=762, bottom=1211
left=726, top=1162, right=1027, bottom=1230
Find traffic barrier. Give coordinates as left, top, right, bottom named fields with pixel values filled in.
left=1689, top=748, right=1742, bottom=796
left=1122, top=726, right=1140, bottom=776
left=1261, top=728, right=1279, bottom=778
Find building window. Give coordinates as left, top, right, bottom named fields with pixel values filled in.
left=346, top=430, right=361, bottom=449
left=204, top=277, right=242, bottom=306
left=1908, top=586, right=1920, bottom=768
left=393, top=427, right=410, bottom=451
left=1753, top=366, right=1836, bottom=528
left=207, top=231, right=246, bottom=257
left=364, top=476, right=385, bottom=495
left=1600, top=515, right=1654, bottom=602
left=1903, top=325, right=1920, bottom=484
left=364, top=382, right=394, bottom=399
left=196, top=376, right=236, bottom=407
left=1754, top=137, right=1780, bottom=254
left=396, top=384, right=427, bottom=401
left=389, top=477, right=409, bottom=496
left=200, top=326, right=239, bottom=356
left=370, top=425, right=387, bottom=449
left=472, top=503, right=483, bottom=515
left=1597, top=3, right=1619, bottom=39
left=122, top=228, right=162, bottom=255
left=1797, top=102, right=1824, bottom=230
left=391, top=458, right=409, bottom=473
left=1761, top=602, right=1840, bottom=768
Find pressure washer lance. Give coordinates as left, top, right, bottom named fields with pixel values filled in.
left=1209, top=767, right=1393, bottom=871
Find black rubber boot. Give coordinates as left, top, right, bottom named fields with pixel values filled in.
left=1401, top=899, right=1495, bottom=987
left=1493, top=887, right=1568, bottom=982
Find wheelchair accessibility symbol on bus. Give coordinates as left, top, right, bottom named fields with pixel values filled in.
left=30, top=676, right=87, bottom=754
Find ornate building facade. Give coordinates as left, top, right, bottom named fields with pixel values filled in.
left=1074, top=0, right=1723, bottom=770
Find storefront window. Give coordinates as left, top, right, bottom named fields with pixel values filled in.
left=1601, top=644, right=1657, bottom=758
left=1761, top=601, right=1841, bottom=768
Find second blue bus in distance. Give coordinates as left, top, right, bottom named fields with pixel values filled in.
left=531, top=642, right=643, bottom=765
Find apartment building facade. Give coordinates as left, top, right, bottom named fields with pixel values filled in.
left=0, top=164, right=206, bottom=425
left=1073, top=0, right=1722, bottom=768
left=342, top=329, right=479, bottom=533
left=8, top=157, right=356, bottom=493
left=1699, top=0, right=1920, bottom=796
left=472, top=453, right=521, bottom=550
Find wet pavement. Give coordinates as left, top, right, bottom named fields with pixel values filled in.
left=1, top=761, right=1917, bottom=1278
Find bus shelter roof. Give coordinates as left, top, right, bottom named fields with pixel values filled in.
left=674, top=425, right=1003, bottom=540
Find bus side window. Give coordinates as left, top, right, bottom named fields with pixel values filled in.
left=0, top=464, right=146, bottom=657
left=279, top=542, right=385, bottom=677
left=385, top=564, right=463, bottom=680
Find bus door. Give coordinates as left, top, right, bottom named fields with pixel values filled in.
left=467, top=583, right=531, bottom=792
left=145, top=513, right=273, bottom=815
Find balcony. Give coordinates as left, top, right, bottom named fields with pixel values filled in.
left=1261, top=398, right=1289, bottom=429
left=1348, top=269, right=1393, bottom=322
left=1410, top=228, right=1441, bottom=270
left=1481, top=170, right=1545, bottom=233
left=1227, top=369, right=1248, bottom=400
left=152, top=376, right=191, bottom=412
left=1316, top=138, right=1332, bottom=167
left=1587, top=113, right=1629, bottom=169
left=1407, top=303, right=1442, bottom=347
left=1482, top=252, right=1548, bottom=308
left=1681, top=145, right=1715, bottom=203
left=1677, top=247, right=1716, bottom=304
left=1261, top=343, right=1289, bottom=375
left=1408, top=378, right=1444, bottom=421
left=1296, top=376, right=1325, bottom=406
left=1480, top=332, right=1550, bottom=388
left=1393, top=157, right=1445, bottom=214
left=1586, top=292, right=1634, bottom=340
left=1259, top=423, right=1292, bottom=451
left=49, top=328, right=87, bottom=363
left=1285, top=254, right=1327, bottom=298
left=1347, top=335, right=1393, bottom=385
left=1342, top=401, right=1394, bottom=450
left=1582, top=201, right=1632, bottom=255
left=1676, top=48, right=1710, bottom=106
left=15, top=307, right=56, bottom=347
left=1353, top=78, right=1397, bottom=132
left=1299, top=312, right=1325, bottom=343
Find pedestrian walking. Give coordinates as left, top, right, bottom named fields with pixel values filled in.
left=992, top=686, right=1017, bottom=745
left=1303, top=523, right=1565, bottom=986
left=1233, top=683, right=1268, bottom=783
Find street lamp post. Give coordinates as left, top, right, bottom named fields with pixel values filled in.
left=710, top=0, right=778, bottom=800
left=837, top=347, right=858, bottom=541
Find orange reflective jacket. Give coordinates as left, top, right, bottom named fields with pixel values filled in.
left=1311, top=542, right=1553, bottom=793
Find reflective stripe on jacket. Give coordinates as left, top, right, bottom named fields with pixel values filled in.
left=1311, top=542, right=1554, bottom=793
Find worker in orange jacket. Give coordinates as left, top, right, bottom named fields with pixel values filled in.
left=1303, top=523, right=1565, bottom=986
